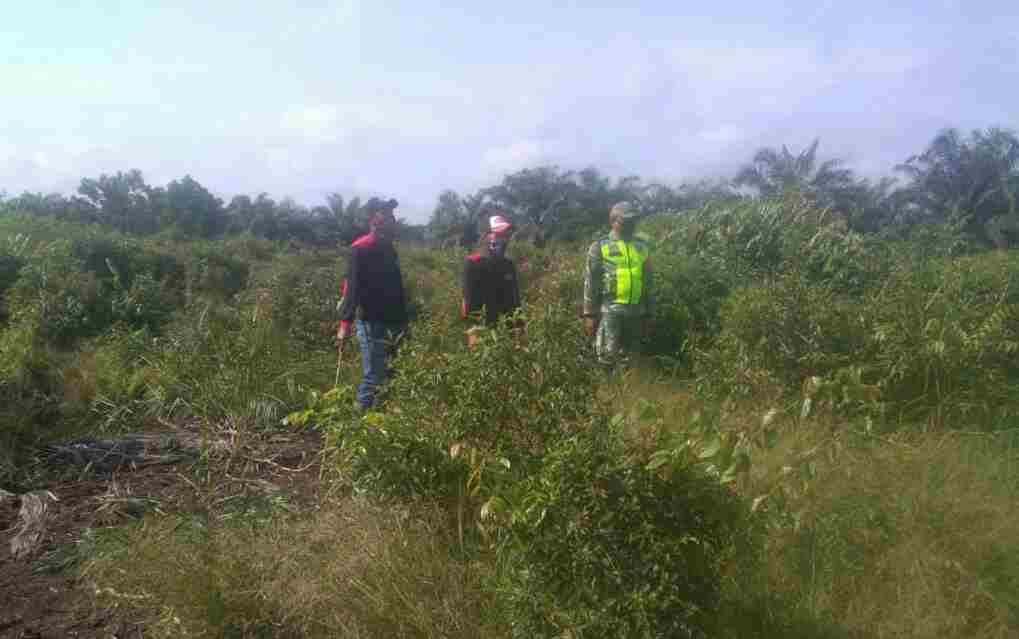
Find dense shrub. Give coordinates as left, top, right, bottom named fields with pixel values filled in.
left=144, top=303, right=333, bottom=432
left=646, top=249, right=732, bottom=366
left=699, top=273, right=871, bottom=395
left=296, top=287, right=749, bottom=637
left=185, top=244, right=250, bottom=301
left=698, top=247, right=1019, bottom=427
left=865, top=252, right=1019, bottom=425
left=302, top=302, right=600, bottom=503
left=500, top=424, right=749, bottom=639
left=246, top=251, right=339, bottom=346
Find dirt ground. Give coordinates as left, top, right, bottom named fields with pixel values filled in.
left=0, top=431, right=323, bottom=639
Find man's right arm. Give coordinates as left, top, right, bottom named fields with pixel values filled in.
left=337, top=248, right=360, bottom=338
left=583, top=241, right=602, bottom=337
left=583, top=241, right=602, bottom=318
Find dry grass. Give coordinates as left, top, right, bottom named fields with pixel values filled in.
left=731, top=420, right=1019, bottom=638
left=81, top=494, right=503, bottom=639
left=603, top=372, right=1019, bottom=638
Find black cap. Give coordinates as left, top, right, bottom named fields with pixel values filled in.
left=364, top=198, right=399, bottom=215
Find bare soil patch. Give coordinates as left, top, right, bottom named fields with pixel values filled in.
left=0, top=429, right=323, bottom=639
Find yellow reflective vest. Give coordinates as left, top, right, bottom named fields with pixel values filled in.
left=583, top=234, right=653, bottom=316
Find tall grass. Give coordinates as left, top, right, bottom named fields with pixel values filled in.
left=4, top=200, right=1018, bottom=636
left=736, top=423, right=1019, bottom=638
left=81, top=497, right=504, bottom=639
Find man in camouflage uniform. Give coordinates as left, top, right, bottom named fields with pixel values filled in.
left=582, top=201, right=654, bottom=368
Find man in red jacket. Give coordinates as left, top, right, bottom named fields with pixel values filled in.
left=461, top=213, right=521, bottom=347
left=337, top=198, right=408, bottom=410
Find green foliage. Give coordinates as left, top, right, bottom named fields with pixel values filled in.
left=76, top=169, right=160, bottom=235
left=9, top=237, right=175, bottom=344
left=700, top=273, right=870, bottom=397
left=80, top=488, right=307, bottom=639
left=294, top=251, right=748, bottom=636
left=184, top=244, right=250, bottom=301
left=162, top=175, right=227, bottom=237
left=247, top=251, right=338, bottom=346
left=897, top=127, right=1019, bottom=245
left=500, top=424, right=748, bottom=639
left=5, top=166, right=1019, bottom=639
left=302, top=303, right=599, bottom=503
left=668, top=197, right=1019, bottom=428
left=734, top=139, right=870, bottom=220
left=744, top=427, right=1019, bottom=638
left=865, top=252, right=1019, bottom=425
left=644, top=247, right=731, bottom=365
left=144, top=303, right=333, bottom=433
left=669, top=195, right=830, bottom=278
left=0, top=253, right=24, bottom=297
left=0, top=321, right=56, bottom=482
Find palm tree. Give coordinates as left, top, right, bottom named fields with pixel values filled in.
left=896, top=127, right=1019, bottom=244
left=734, top=139, right=862, bottom=214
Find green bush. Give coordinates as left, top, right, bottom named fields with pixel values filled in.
left=185, top=244, right=250, bottom=301
left=248, top=252, right=339, bottom=347
left=865, top=252, right=1019, bottom=425
left=695, top=238, right=1019, bottom=428
left=144, top=302, right=333, bottom=433
left=0, top=321, right=58, bottom=482
left=7, top=234, right=180, bottom=344
left=646, top=250, right=732, bottom=366
left=0, top=254, right=25, bottom=321
left=306, top=303, right=600, bottom=503
left=500, top=425, right=748, bottom=639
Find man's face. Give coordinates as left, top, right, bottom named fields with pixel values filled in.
left=372, top=213, right=397, bottom=240
left=612, top=217, right=636, bottom=238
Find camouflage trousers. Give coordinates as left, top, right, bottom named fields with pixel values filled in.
left=595, top=305, right=645, bottom=367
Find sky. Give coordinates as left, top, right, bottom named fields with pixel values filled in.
left=1, top=1, right=1018, bottom=223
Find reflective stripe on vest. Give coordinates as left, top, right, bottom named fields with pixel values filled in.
left=601, top=240, right=647, bottom=305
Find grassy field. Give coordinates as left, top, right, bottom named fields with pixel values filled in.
left=2, top=198, right=1018, bottom=637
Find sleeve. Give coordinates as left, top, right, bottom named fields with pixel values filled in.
left=338, top=247, right=360, bottom=329
left=642, top=255, right=655, bottom=317
left=582, top=241, right=602, bottom=317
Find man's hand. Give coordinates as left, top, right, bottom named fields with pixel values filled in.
left=583, top=316, right=599, bottom=338
left=335, top=321, right=351, bottom=348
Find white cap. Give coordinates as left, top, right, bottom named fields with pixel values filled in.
left=489, top=215, right=514, bottom=235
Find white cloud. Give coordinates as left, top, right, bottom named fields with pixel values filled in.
left=481, top=140, right=543, bottom=174
left=0, top=143, right=14, bottom=169
left=698, top=126, right=745, bottom=145
left=280, top=100, right=453, bottom=144
left=281, top=104, right=344, bottom=142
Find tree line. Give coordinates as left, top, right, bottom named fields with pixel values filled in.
left=3, top=126, right=1018, bottom=248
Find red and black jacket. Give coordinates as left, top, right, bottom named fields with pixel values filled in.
left=461, top=252, right=521, bottom=326
left=339, top=233, right=407, bottom=331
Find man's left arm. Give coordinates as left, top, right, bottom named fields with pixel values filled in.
left=510, top=261, right=522, bottom=310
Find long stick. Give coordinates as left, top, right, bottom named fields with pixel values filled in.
left=335, top=338, right=345, bottom=387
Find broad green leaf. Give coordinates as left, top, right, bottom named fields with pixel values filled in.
left=698, top=436, right=722, bottom=459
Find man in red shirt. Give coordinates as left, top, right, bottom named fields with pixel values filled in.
left=337, top=198, right=408, bottom=410
left=461, top=213, right=521, bottom=347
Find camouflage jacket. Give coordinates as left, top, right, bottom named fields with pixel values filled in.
left=583, top=231, right=654, bottom=317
